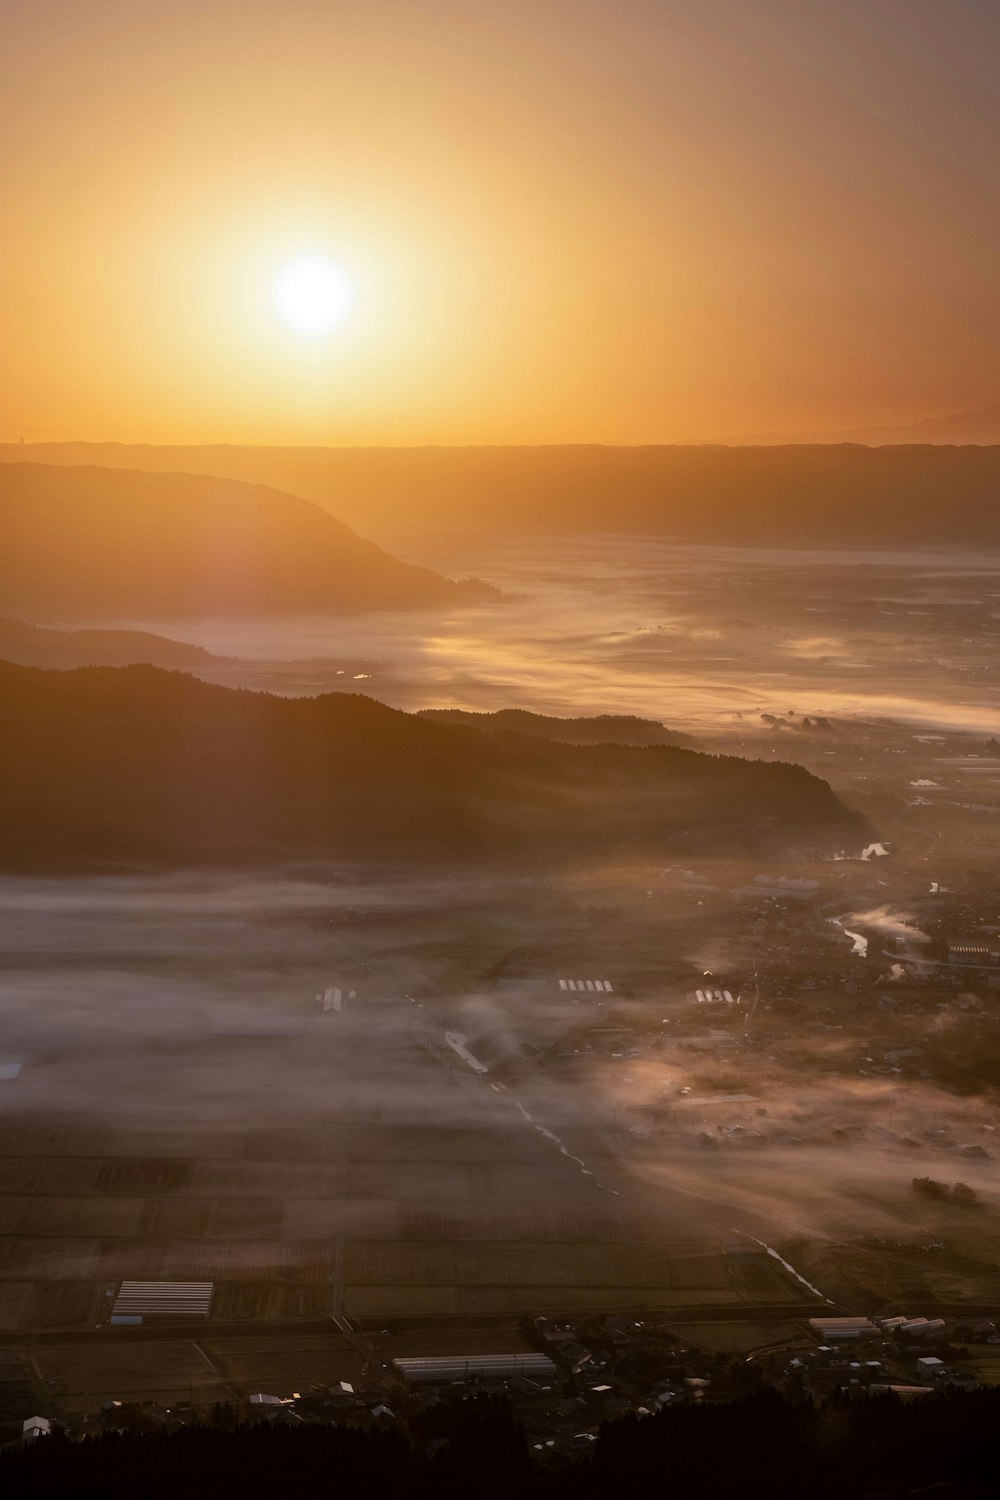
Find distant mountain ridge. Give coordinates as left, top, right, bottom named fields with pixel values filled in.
left=0, top=464, right=496, bottom=620
left=3, top=444, right=999, bottom=547
left=0, top=617, right=228, bottom=669
left=722, top=402, right=1000, bottom=447
left=419, top=708, right=697, bottom=748
left=0, top=663, right=861, bottom=870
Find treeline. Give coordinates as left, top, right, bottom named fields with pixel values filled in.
left=912, top=1177, right=981, bottom=1206
left=4, top=1389, right=1000, bottom=1499
left=0, top=663, right=860, bottom=870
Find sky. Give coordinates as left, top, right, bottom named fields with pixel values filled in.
left=1, top=0, right=998, bottom=445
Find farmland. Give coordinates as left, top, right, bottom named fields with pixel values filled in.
left=7, top=807, right=1000, bottom=1414
left=0, top=871, right=819, bottom=1407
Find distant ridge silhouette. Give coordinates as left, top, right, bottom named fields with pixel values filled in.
left=3, top=444, right=998, bottom=546
left=719, top=401, right=1000, bottom=446
left=0, top=463, right=497, bottom=619
left=0, top=616, right=229, bottom=669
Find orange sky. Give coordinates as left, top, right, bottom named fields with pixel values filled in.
left=2, top=0, right=997, bottom=445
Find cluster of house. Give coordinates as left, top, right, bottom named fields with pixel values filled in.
left=16, top=1300, right=1000, bottom=1452
left=778, top=1314, right=992, bottom=1398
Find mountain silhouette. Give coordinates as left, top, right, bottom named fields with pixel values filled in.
left=419, top=707, right=697, bottom=748
left=722, top=401, right=1000, bottom=446
left=4, top=443, right=999, bottom=546
left=0, top=663, right=861, bottom=870
left=0, top=616, right=230, bottom=669
left=0, top=464, right=497, bottom=620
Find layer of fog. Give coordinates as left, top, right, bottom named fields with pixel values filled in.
left=2, top=869, right=999, bottom=1258
left=104, top=537, right=1000, bottom=738
left=446, top=968, right=1000, bottom=1249
left=601, top=1053, right=1000, bottom=1247
left=846, top=906, right=932, bottom=949
left=0, top=871, right=534, bottom=1130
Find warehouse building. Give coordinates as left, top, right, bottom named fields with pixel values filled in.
left=393, top=1354, right=557, bottom=1383
left=808, top=1316, right=879, bottom=1340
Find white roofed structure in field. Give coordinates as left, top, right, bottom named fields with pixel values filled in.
left=394, top=1353, right=557, bottom=1383
left=111, top=1281, right=214, bottom=1319
left=808, top=1316, right=878, bottom=1339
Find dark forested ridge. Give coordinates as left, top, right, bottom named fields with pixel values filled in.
left=3, top=1389, right=999, bottom=1499
left=0, top=663, right=859, bottom=870
left=419, top=707, right=698, bottom=748
left=0, top=464, right=495, bottom=619
left=4, top=442, right=1000, bottom=546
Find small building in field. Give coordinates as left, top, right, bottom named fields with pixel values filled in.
left=393, top=1353, right=557, bottom=1383
left=808, top=1316, right=879, bottom=1340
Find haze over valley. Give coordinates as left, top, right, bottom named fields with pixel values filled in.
left=4, top=461, right=1000, bottom=1437
left=5, top=442, right=1000, bottom=550
left=3, top=0, right=1000, bottom=1485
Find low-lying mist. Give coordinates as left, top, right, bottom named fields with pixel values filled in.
left=109, top=537, right=1000, bottom=740
left=3, top=867, right=991, bottom=1252
left=0, top=871, right=454, bottom=1126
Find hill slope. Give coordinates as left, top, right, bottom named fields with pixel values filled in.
left=419, top=708, right=697, bottom=748
left=2, top=443, right=1000, bottom=546
left=0, top=464, right=495, bottom=619
left=0, top=617, right=229, bottom=669
left=0, top=664, right=861, bottom=869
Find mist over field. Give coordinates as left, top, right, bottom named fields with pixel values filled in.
left=3, top=857, right=998, bottom=1282
left=4, top=525, right=1000, bottom=1345
left=5, top=0, right=1000, bottom=1480
left=105, top=536, right=1000, bottom=741
left=0, top=870, right=525, bottom=1128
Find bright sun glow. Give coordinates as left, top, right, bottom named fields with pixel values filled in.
left=272, top=257, right=353, bottom=335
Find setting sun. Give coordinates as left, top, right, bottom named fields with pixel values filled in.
left=272, top=256, right=353, bottom=336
